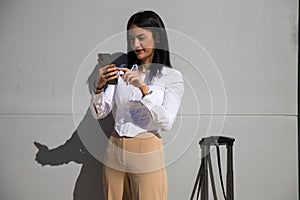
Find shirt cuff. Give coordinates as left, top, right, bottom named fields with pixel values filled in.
left=90, top=92, right=104, bottom=117
left=140, top=85, right=164, bottom=113
left=91, top=91, right=104, bottom=102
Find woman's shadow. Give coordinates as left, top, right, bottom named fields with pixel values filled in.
left=34, top=53, right=127, bottom=200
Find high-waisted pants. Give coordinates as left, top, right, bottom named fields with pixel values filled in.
left=103, top=130, right=168, bottom=200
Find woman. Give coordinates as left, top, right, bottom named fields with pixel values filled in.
left=90, top=10, right=184, bottom=200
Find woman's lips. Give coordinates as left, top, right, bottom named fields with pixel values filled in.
left=135, top=49, right=143, bottom=54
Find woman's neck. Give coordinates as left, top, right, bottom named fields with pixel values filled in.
left=140, top=57, right=153, bottom=72
left=139, top=63, right=151, bottom=73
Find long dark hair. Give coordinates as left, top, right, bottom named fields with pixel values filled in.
left=126, top=10, right=172, bottom=81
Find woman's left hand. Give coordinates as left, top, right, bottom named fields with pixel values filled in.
left=118, top=68, right=145, bottom=88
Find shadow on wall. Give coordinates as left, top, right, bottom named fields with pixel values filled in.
left=33, top=53, right=127, bottom=200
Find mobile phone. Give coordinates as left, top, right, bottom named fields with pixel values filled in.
left=97, top=53, right=118, bottom=85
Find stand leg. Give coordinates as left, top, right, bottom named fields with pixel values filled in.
left=201, top=145, right=210, bottom=200
left=208, top=153, right=217, bottom=200
left=190, top=162, right=203, bottom=200
left=227, top=145, right=234, bottom=200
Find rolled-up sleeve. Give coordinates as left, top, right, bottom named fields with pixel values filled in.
left=90, top=85, right=115, bottom=119
left=140, top=70, right=184, bottom=131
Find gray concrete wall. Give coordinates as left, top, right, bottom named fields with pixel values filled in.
left=0, top=0, right=298, bottom=199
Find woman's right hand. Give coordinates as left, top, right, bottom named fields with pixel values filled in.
left=96, top=64, right=118, bottom=88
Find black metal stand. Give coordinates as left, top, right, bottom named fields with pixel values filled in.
left=190, top=136, right=235, bottom=200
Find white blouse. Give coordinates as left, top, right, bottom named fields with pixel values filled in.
left=90, top=66, right=184, bottom=137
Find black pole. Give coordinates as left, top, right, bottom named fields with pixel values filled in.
left=201, top=144, right=209, bottom=200
left=227, top=144, right=234, bottom=200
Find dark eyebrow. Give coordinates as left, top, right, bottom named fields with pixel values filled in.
left=129, top=33, right=146, bottom=38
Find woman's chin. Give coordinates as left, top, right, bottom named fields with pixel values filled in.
left=136, top=54, right=145, bottom=60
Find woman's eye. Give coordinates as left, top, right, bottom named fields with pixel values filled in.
left=137, top=35, right=146, bottom=41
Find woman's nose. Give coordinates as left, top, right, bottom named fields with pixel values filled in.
left=134, top=38, right=140, bottom=48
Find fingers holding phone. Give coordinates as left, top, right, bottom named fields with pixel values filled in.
left=97, top=53, right=120, bottom=85
left=96, top=64, right=118, bottom=87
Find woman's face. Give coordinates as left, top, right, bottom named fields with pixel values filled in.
left=128, top=24, right=155, bottom=64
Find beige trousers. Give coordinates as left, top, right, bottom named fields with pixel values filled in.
left=103, top=130, right=168, bottom=200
